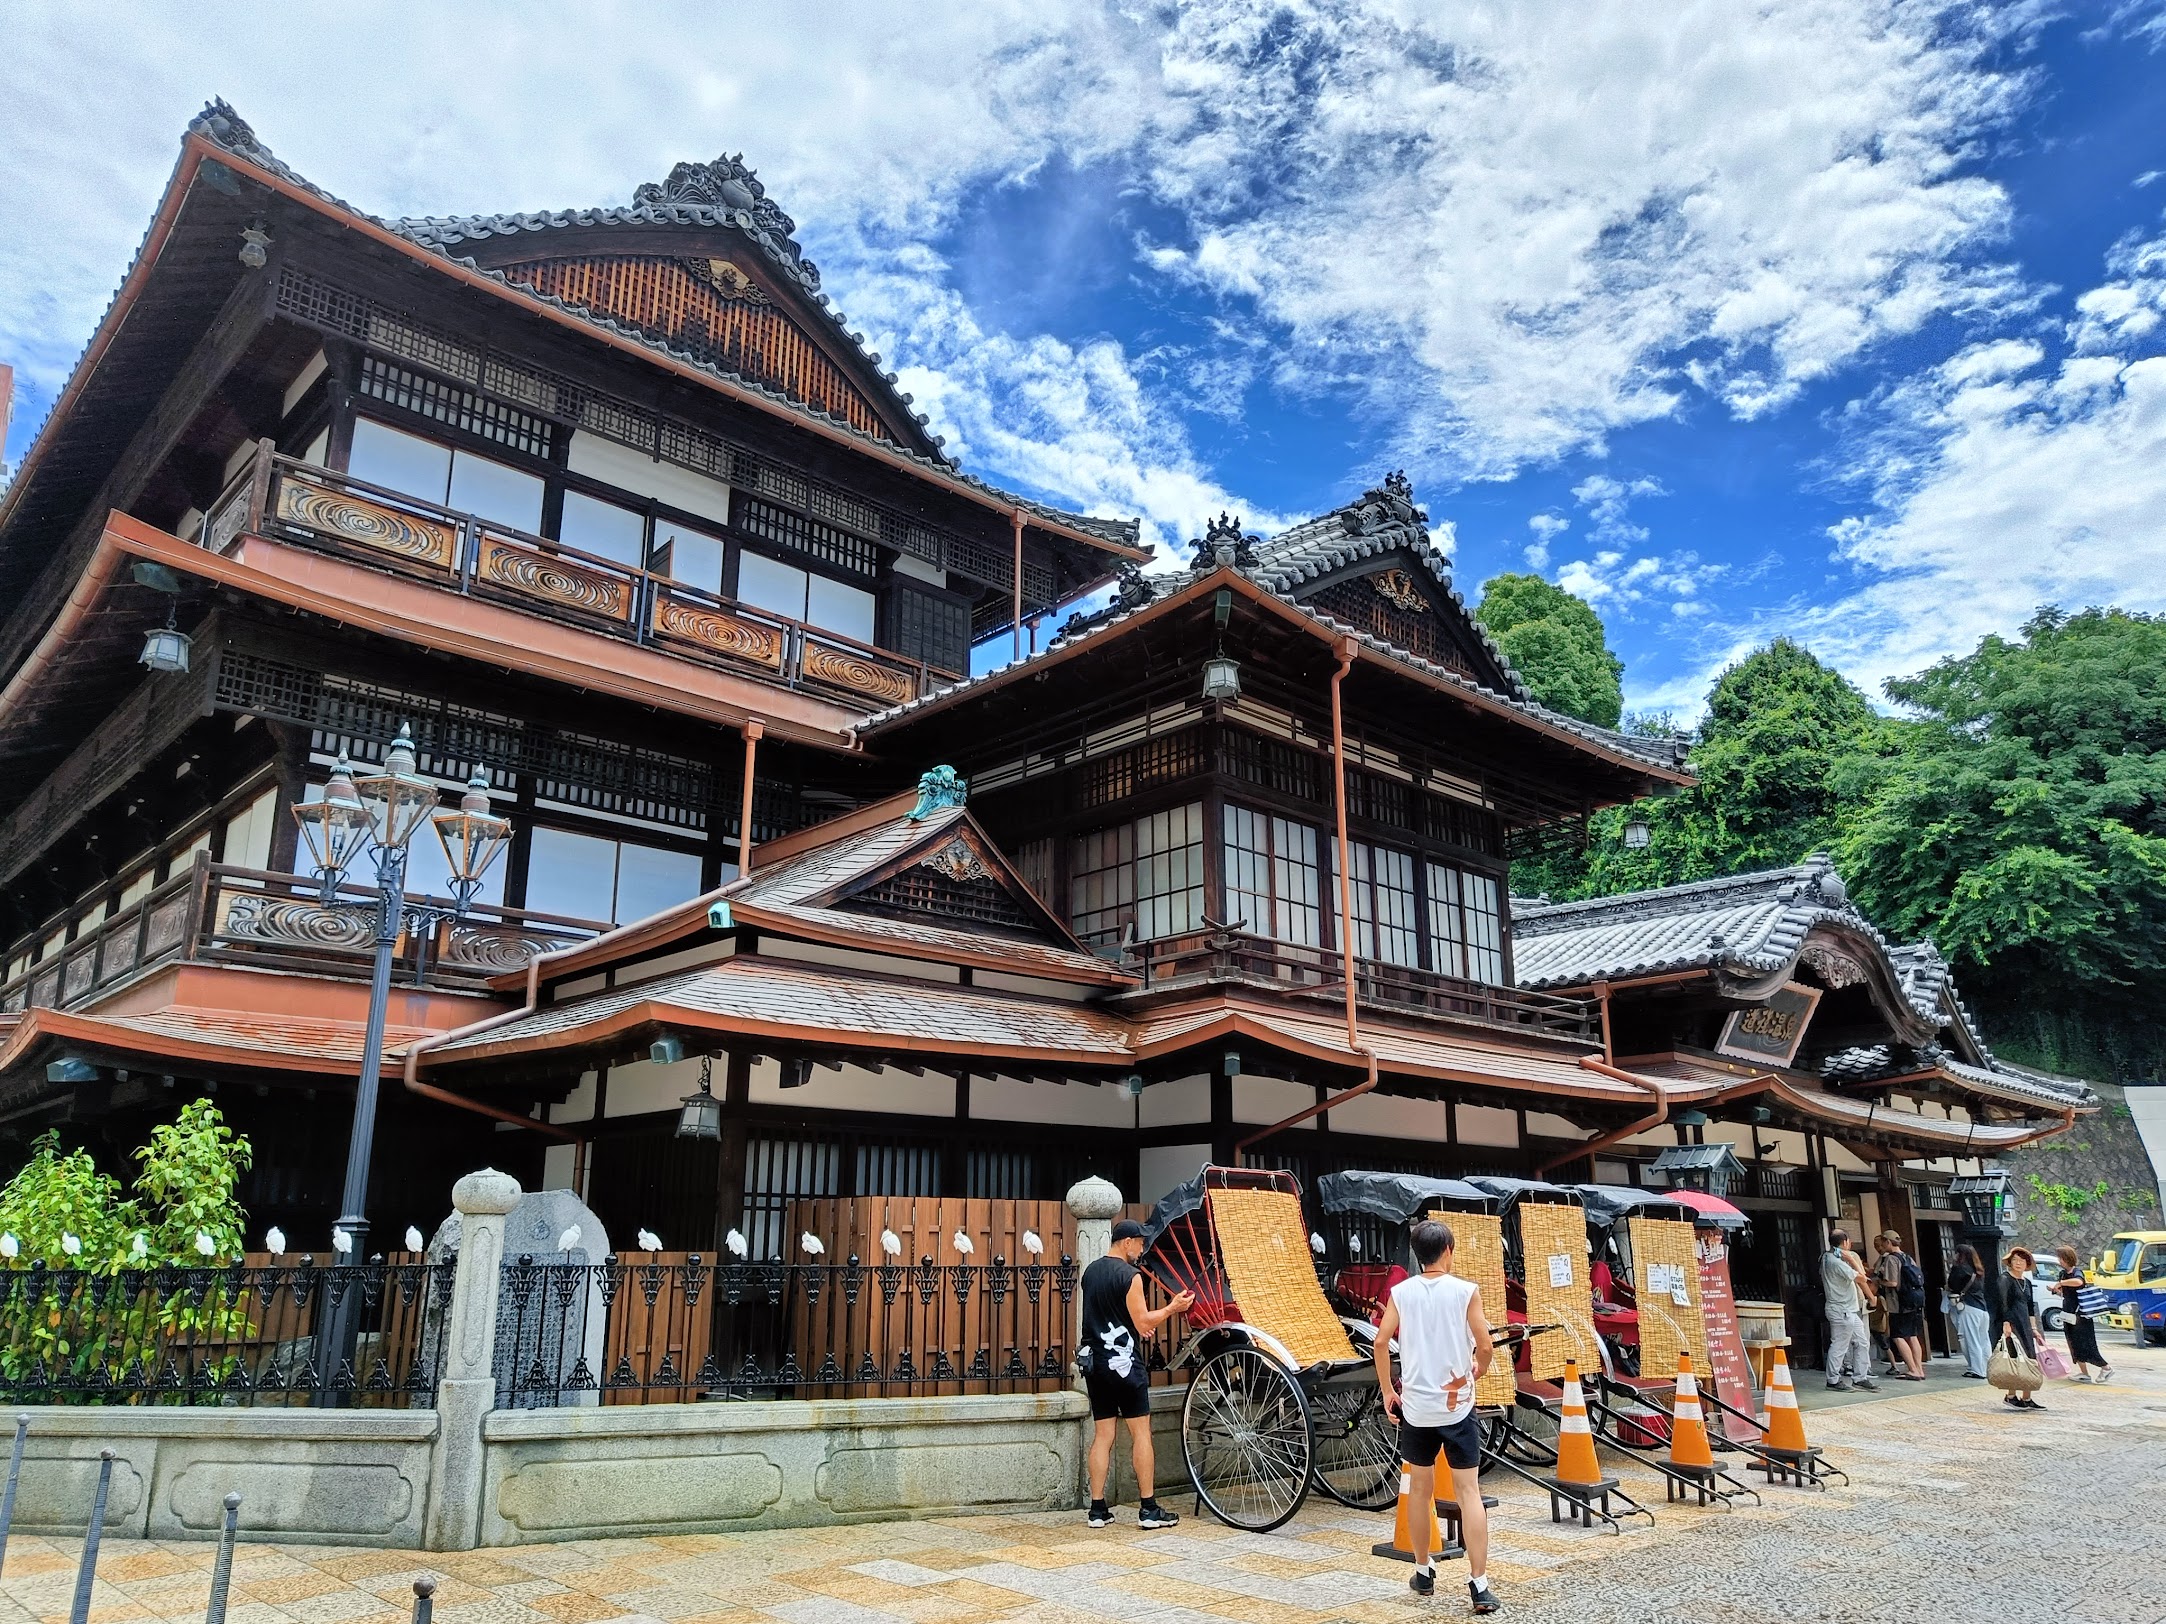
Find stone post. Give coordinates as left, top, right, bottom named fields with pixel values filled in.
left=423, top=1168, right=519, bottom=1552
left=1065, top=1176, right=1123, bottom=1378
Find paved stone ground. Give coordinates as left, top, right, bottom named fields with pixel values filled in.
left=2, top=1346, right=2160, bottom=1624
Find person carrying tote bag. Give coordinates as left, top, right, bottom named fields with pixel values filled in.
left=2053, top=1244, right=2115, bottom=1384
left=1994, top=1247, right=2047, bottom=1410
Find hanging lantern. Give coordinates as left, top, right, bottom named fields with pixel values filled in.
left=675, top=1055, right=722, bottom=1141
left=139, top=603, right=192, bottom=673
left=1202, top=655, right=1241, bottom=702
left=1623, top=818, right=1652, bottom=850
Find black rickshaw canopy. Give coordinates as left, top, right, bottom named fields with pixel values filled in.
left=1316, top=1170, right=1493, bottom=1223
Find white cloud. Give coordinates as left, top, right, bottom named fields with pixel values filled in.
left=1541, top=473, right=1721, bottom=618
left=1524, top=510, right=1569, bottom=568
left=1801, top=228, right=2166, bottom=695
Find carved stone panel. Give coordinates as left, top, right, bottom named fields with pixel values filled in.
left=277, top=478, right=456, bottom=571
left=650, top=592, right=786, bottom=671
left=477, top=538, right=632, bottom=623
left=800, top=640, right=915, bottom=707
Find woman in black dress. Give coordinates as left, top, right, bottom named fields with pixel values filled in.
left=1998, top=1247, right=2045, bottom=1410
left=2053, top=1244, right=2114, bottom=1383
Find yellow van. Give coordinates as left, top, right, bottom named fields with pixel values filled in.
left=2093, top=1231, right=2166, bottom=1337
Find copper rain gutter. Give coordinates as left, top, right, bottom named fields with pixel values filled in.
left=1237, top=639, right=1379, bottom=1152
left=1535, top=1056, right=1670, bottom=1177
left=738, top=721, right=763, bottom=876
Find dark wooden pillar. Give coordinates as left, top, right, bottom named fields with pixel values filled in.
left=1210, top=1062, right=1235, bottom=1167
left=714, top=1051, right=752, bottom=1253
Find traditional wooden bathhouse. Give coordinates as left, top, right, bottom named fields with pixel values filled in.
left=0, top=104, right=2082, bottom=1286
left=1512, top=861, right=2095, bottom=1353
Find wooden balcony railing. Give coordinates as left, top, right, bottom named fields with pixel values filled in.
left=195, top=443, right=951, bottom=713
left=0, top=855, right=607, bottom=1017
left=1124, top=928, right=1600, bottom=1043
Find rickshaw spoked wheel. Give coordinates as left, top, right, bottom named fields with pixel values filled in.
left=1181, top=1343, right=1316, bottom=1532
left=1310, top=1373, right=1400, bottom=1509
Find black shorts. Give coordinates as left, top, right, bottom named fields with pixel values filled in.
left=1086, top=1370, right=1150, bottom=1420
left=1889, top=1309, right=1924, bottom=1341
left=1398, top=1410, right=1483, bottom=1472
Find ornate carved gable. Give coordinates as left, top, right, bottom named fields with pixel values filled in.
left=500, top=253, right=897, bottom=441
left=1301, top=555, right=1512, bottom=689
left=831, top=825, right=1070, bottom=942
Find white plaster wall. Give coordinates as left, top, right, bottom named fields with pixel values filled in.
left=2126, top=1089, right=2166, bottom=1214
left=974, top=969, right=1095, bottom=1002
left=1232, top=1075, right=1319, bottom=1129
left=1457, top=1104, right=1521, bottom=1148
left=606, top=1057, right=706, bottom=1118
left=1527, top=1112, right=1585, bottom=1141
left=749, top=1060, right=957, bottom=1116
left=759, top=938, right=961, bottom=983
left=971, top=1074, right=1135, bottom=1129
left=1140, top=1144, right=1212, bottom=1206
left=1140, top=1075, right=1210, bottom=1129
left=1325, top=1091, right=1449, bottom=1143
left=549, top=1071, right=599, bottom=1126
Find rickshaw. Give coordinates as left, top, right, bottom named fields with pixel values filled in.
left=1141, top=1165, right=1399, bottom=1530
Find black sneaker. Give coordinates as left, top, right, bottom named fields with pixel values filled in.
left=1087, top=1501, right=1114, bottom=1528
left=1138, top=1502, right=1179, bottom=1530
left=1825, top=1380, right=1851, bottom=1391
left=1409, top=1566, right=1436, bottom=1597
left=1853, top=1379, right=1879, bottom=1392
left=1469, top=1577, right=1501, bottom=1613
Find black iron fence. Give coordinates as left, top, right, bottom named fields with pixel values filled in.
left=0, top=1260, right=453, bottom=1407
left=497, top=1252, right=1079, bottom=1407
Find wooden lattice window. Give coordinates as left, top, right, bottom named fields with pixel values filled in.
left=848, top=868, right=1035, bottom=931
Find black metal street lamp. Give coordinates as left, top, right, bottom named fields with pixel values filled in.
left=292, top=724, right=510, bottom=1265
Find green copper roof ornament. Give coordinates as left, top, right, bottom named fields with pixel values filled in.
left=907, top=765, right=968, bottom=821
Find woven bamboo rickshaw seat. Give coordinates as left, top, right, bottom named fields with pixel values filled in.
left=1517, top=1199, right=1599, bottom=1381
left=1431, top=1208, right=1518, bottom=1409
left=1628, top=1216, right=1707, bottom=1381
left=1208, top=1185, right=1355, bottom=1367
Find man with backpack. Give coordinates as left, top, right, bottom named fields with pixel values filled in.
left=1875, top=1231, right=1928, bottom=1380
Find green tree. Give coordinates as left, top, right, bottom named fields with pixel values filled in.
left=1476, top=573, right=1626, bottom=728
left=1569, top=640, right=1885, bottom=896
left=1836, top=608, right=2166, bottom=1075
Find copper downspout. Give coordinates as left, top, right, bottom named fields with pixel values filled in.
left=1236, top=639, right=1379, bottom=1153
left=1535, top=1056, right=1670, bottom=1177
left=1011, top=509, right=1026, bottom=662
left=0, top=540, right=126, bottom=725
left=738, top=721, right=763, bottom=877
left=402, top=949, right=585, bottom=1182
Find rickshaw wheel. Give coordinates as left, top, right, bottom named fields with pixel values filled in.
left=1311, top=1377, right=1399, bottom=1509
left=1181, top=1344, right=1316, bottom=1532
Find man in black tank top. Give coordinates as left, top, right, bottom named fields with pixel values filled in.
left=1079, top=1218, right=1192, bottom=1528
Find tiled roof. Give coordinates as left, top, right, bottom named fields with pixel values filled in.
left=1515, top=858, right=2097, bottom=1112
left=0, top=1004, right=434, bottom=1077
left=431, top=954, right=1137, bottom=1062
left=179, top=103, right=1140, bottom=553
left=1513, top=857, right=1920, bottom=1000
left=854, top=561, right=1691, bottom=777
left=1631, top=1056, right=2046, bottom=1150
left=1940, top=1057, right=2098, bottom=1112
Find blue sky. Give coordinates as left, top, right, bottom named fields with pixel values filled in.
left=4, top=2, right=2164, bottom=715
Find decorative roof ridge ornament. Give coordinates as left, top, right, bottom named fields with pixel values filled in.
left=918, top=838, right=989, bottom=885
left=906, top=765, right=967, bottom=821
left=633, top=154, right=818, bottom=289
left=1338, top=469, right=1427, bottom=539
left=190, top=98, right=261, bottom=156
left=1190, top=512, right=1259, bottom=572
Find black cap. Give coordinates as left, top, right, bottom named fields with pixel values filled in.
left=1111, top=1219, right=1147, bottom=1243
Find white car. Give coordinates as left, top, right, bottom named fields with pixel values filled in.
left=2030, top=1257, right=2067, bottom=1332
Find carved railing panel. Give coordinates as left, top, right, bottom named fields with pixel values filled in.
left=143, top=892, right=193, bottom=960
left=440, top=925, right=583, bottom=974
left=800, top=639, right=916, bottom=707
left=274, top=474, right=456, bottom=571
left=649, top=591, right=786, bottom=671
left=475, top=537, right=633, bottom=623
left=214, top=893, right=374, bottom=956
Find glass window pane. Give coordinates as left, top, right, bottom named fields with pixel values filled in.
left=347, top=418, right=450, bottom=505
left=1272, top=817, right=1321, bottom=947
left=805, top=574, right=877, bottom=643
left=615, top=842, right=703, bottom=924
left=736, top=550, right=808, bottom=619
left=404, top=810, right=507, bottom=909
left=220, top=786, right=280, bottom=873
left=654, top=519, right=725, bottom=596
left=1351, top=841, right=1419, bottom=966
left=525, top=826, right=620, bottom=923
left=1425, top=861, right=1466, bottom=979
left=559, top=491, right=647, bottom=567
left=448, top=451, right=545, bottom=535
left=1463, top=869, right=1504, bottom=984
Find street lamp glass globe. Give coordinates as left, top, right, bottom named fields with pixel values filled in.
left=433, top=770, right=512, bottom=895
left=290, top=756, right=376, bottom=894
left=356, top=723, right=440, bottom=851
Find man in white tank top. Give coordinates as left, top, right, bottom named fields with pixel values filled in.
left=1375, top=1218, right=1500, bottom=1613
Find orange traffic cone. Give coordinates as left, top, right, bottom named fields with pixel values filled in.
left=1762, top=1348, right=1811, bottom=1455
left=1552, top=1360, right=1604, bottom=1487
left=1370, top=1460, right=1448, bottom=1563
left=1668, top=1351, right=1715, bottom=1472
